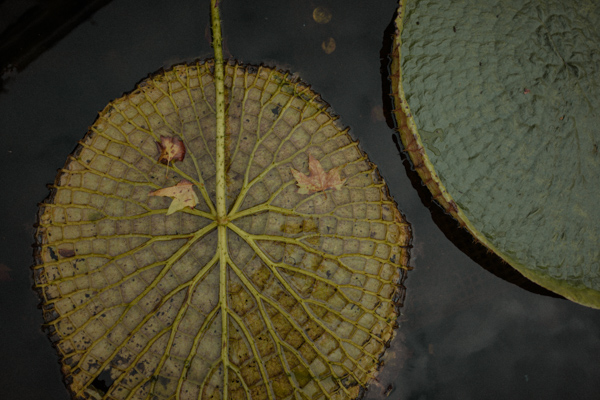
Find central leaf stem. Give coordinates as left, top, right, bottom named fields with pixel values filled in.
left=211, top=0, right=226, bottom=220
left=210, top=2, right=230, bottom=399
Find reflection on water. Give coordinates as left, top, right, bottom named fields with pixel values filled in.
left=0, top=0, right=599, bottom=399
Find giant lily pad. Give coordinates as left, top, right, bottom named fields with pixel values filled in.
left=391, top=0, right=600, bottom=307
left=33, top=58, right=410, bottom=400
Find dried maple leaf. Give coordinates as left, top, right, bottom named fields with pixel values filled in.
left=148, top=180, right=199, bottom=215
left=291, top=154, right=346, bottom=194
left=156, top=136, right=186, bottom=165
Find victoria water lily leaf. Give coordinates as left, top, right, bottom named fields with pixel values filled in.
left=291, top=154, right=347, bottom=195
left=391, top=0, right=600, bottom=307
left=33, top=61, right=411, bottom=399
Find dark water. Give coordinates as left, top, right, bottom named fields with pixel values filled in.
left=0, top=0, right=599, bottom=399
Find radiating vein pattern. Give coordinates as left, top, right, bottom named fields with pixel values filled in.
left=34, top=61, right=411, bottom=400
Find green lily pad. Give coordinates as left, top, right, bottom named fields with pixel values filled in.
left=33, top=61, right=411, bottom=399
left=391, top=0, right=600, bottom=307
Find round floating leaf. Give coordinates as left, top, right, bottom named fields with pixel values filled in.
left=34, top=62, right=411, bottom=399
left=391, top=0, right=600, bottom=307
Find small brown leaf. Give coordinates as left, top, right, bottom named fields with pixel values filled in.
left=149, top=180, right=199, bottom=215
left=291, top=154, right=346, bottom=194
left=58, top=248, right=76, bottom=258
left=156, top=136, right=186, bottom=165
left=321, top=37, right=336, bottom=54
left=313, top=6, right=332, bottom=24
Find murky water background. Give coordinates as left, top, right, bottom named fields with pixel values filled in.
left=1, top=0, right=599, bottom=399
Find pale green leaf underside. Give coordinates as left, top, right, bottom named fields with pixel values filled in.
left=34, top=62, right=411, bottom=399
left=395, top=0, right=600, bottom=307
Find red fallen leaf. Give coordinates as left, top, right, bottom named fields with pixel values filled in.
left=291, top=154, right=346, bottom=195
left=156, top=136, right=186, bottom=165
left=148, top=179, right=199, bottom=215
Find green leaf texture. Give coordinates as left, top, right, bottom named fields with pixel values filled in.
left=34, top=62, right=412, bottom=399
left=392, top=0, right=600, bottom=307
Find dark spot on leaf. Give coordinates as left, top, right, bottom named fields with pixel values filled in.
left=48, top=247, right=58, bottom=261
left=136, top=361, right=150, bottom=375
left=91, top=369, right=115, bottom=394
left=64, top=356, right=76, bottom=366
left=158, top=376, right=171, bottom=389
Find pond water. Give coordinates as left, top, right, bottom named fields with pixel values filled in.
left=0, top=0, right=599, bottom=399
